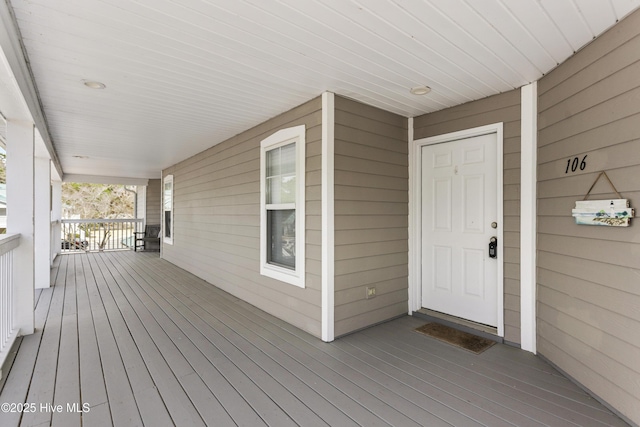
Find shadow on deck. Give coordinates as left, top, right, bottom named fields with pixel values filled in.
left=0, top=252, right=629, bottom=426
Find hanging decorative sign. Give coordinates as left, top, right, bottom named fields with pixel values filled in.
left=572, top=171, right=634, bottom=227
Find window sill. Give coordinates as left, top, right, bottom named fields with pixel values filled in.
left=261, top=263, right=304, bottom=288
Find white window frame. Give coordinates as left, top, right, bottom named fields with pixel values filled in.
left=260, top=125, right=306, bottom=288
left=163, top=174, right=174, bottom=245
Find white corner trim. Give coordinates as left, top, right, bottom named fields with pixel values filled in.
left=321, top=92, right=335, bottom=342
left=520, top=82, right=538, bottom=354
left=407, top=117, right=419, bottom=314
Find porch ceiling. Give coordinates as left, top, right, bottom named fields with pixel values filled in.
left=7, top=0, right=640, bottom=179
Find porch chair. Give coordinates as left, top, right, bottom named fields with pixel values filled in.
left=134, top=224, right=161, bottom=252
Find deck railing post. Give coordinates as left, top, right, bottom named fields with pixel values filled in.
left=35, top=157, right=51, bottom=289
left=51, top=180, right=62, bottom=264
left=6, top=120, right=35, bottom=336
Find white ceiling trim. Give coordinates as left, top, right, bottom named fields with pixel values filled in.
left=62, top=174, right=150, bottom=186
left=0, top=0, right=63, bottom=177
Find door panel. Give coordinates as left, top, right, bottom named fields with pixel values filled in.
left=421, top=133, right=498, bottom=326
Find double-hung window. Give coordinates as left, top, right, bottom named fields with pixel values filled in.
left=260, top=125, right=305, bottom=287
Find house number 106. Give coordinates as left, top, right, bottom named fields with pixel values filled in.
left=565, top=155, right=587, bottom=174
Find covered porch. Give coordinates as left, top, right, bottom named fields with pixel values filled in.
left=0, top=251, right=627, bottom=427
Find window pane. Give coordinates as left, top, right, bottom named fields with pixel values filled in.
left=266, top=176, right=280, bottom=204
left=280, top=143, right=295, bottom=174
left=164, top=182, right=172, bottom=210
left=267, top=175, right=296, bottom=204
left=267, top=209, right=295, bottom=269
left=266, top=148, right=280, bottom=177
left=266, top=142, right=296, bottom=205
left=280, top=174, right=295, bottom=203
left=164, top=210, right=171, bottom=238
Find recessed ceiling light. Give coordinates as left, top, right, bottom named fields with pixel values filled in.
left=410, top=85, right=431, bottom=95
left=83, top=81, right=106, bottom=89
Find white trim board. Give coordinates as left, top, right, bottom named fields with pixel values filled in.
left=409, top=123, right=505, bottom=338
left=321, top=92, right=335, bottom=342
left=520, top=82, right=537, bottom=354
left=0, top=0, right=63, bottom=178
left=63, top=174, right=149, bottom=186
left=407, top=117, right=418, bottom=314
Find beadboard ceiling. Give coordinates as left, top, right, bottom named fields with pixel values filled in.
left=8, top=0, right=640, bottom=180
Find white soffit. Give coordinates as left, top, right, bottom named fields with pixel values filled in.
left=8, top=0, right=640, bottom=178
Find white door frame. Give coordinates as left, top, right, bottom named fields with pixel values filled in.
left=409, top=122, right=504, bottom=337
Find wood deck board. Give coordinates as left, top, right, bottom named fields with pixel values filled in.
left=358, top=322, right=578, bottom=427
left=81, top=253, right=145, bottom=427
left=143, top=259, right=457, bottom=426
left=367, top=319, right=628, bottom=427
left=0, top=252, right=631, bottom=427
left=342, top=334, right=546, bottom=427
left=129, top=251, right=629, bottom=427
left=109, top=257, right=283, bottom=427
left=200, top=290, right=484, bottom=425
left=75, top=254, right=111, bottom=427
left=0, top=286, right=53, bottom=427
left=90, top=254, right=206, bottom=427
left=104, top=251, right=329, bottom=427
left=99, top=253, right=245, bottom=427
left=20, top=255, right=67, bottom=427
left=52, top=255, right=81, bottom=427
left=111, top=252, right=373, bottom=427
left=140, top=256, right=507, bottom=427
left=129, top=253, right=419, bottom=427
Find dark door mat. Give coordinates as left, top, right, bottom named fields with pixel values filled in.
left=415, top=323, right=496, bottom=354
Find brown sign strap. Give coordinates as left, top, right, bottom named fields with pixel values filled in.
left=583, top=171, right=622, bottom=200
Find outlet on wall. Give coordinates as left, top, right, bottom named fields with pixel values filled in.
left=366, top=286, right=376, bottom=299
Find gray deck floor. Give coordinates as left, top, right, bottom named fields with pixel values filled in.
left=0, top=251, right=629, bottom=427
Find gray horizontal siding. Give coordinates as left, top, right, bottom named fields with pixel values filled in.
left=537, top=8, right=640, bottom=425
left=162, top=97, right=323, bottom=338
left=333, top=96, right=408, bottom=337
left=413, top=89, right=522, bottom=344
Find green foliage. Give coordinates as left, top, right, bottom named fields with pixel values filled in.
left=0, top=152, right=6, bottom=184
left=62, top=183, right=134, bottom=219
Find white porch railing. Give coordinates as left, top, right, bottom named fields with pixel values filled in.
left=61, top=219, right=143, bottom=253
left=0, top=234, right=20, bottom=379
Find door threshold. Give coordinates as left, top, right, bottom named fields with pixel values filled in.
left=413, top=309, right=502, bottom=343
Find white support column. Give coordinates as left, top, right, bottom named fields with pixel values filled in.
left=6, top=120, right=35, bottom=335
left=521, top=82, right=538, bottom=353
left=137, top=185, right=147, bottom=225
left=51, top=180, right=62, bottom=264
left=407, top=117, right=419, bottom=314
left=321, top=92, right=335, bottom=342
left=34, top=157, right=50, bottom=288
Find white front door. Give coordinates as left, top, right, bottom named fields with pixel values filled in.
left=421, top=132, right=499, bottom=326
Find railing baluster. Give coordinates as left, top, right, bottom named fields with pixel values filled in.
left=60, top=219, right=143, bottom=253
left=0, top=234, right=21, bottom=378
